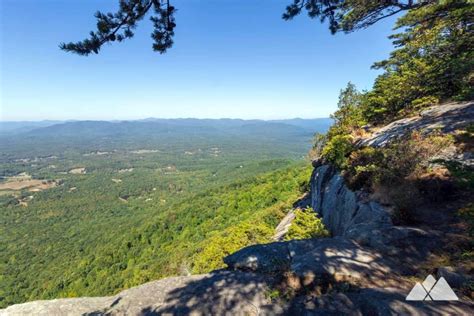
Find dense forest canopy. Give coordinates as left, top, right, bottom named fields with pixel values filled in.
left=0, top=120, right=325, bottom=307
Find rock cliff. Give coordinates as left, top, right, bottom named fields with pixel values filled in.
left=308, top=162, right=439, bottom=256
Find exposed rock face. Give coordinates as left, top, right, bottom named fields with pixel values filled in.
left=225, top=237, right=395, bottom=283
left=1, top=271, right=282, bottom=316
left=225, top=238, right=474, bottom=315
left=290, top=287, right=474, bottom=316
left=309, top=164, right=395, bottom=249
left=357, top=101, right=474, bottom=148
left=272, top=209, right=295, bottom=241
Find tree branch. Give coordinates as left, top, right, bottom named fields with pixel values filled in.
left=60, top=0, right=155, bottom=55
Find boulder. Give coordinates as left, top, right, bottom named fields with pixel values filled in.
left=225, top=237, right=395, bottom=286
left=224, top=242, right=291, bottom=273
left=288, top=237, right=392, bottom=285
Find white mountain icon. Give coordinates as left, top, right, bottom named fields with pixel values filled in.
left=406, top=274, right=459, bottom=301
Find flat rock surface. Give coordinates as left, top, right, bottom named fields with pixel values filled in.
left=358, top=101, right=474, bottom=148
left=1, top=271, right=281, bottom=316
left=224, top=242, right=291, bottom=273
left=4, top=238, right=473, bottom=315
left=291, top=287, right=474, bottom=315
left=225, top=237, right=398, bottom=286
left=288, top=238, right=393, bottom=284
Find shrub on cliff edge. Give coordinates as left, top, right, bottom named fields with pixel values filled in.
left=285, top=207, right=329, bottom=240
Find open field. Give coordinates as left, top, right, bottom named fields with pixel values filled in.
left=0, top=172, right=59, bottom=192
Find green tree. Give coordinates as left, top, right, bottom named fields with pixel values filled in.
left=362, top=1, right=474, bottom=123
left=328, top=82, right=364, bottom=138
left=315, top=1, right=473, bottom=168
left=282, top=0, right=437, bottom=33
left=60, top=0, right=176, bottom=55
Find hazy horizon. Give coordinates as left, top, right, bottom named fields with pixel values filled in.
left=1, top=116, right=331, bottom=123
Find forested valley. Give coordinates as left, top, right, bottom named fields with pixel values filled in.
left=0, top=119, right=330, bottom=307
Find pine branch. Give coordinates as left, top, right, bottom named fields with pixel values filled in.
left=60, top=0, right=160, bottom=55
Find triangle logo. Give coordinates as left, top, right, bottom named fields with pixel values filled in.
left=422, top=274, right=436, bottom=292
left=429, top=277, right=459, bottom=301
left=406, top=275, right=459, bottom=301
left=406, top=283, right=428, bottom=301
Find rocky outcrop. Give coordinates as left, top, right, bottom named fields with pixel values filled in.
left=225, top=237, right=396, bottom=282
left=290, top=287, right=474, bottom=316
left=272, top=209, right=295, bottom=241
left=4, top=267, right=473, bottom=316
left=309, top=164, right=397, bottom=249
left=5, top=238, right=472, bottom=315
left=272, top=162, right=399, bottom=247
left=357, top=101, right=474, bottom=148
left=225, top=237, right=474, bottom=315
left=1, top=271, right=282, bottom=316
left=307, top=101, right=474, bottom=249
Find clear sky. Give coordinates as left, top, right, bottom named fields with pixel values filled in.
left=0, top=0, right=398, bottom=121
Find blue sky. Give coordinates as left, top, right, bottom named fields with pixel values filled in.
left=1, top=0, right=398, bottom=121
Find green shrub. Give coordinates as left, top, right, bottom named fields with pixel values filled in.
left=410, top=96, right=439, bottom=110
left=321, top=135, right=354, bottom=169
left=345, top=132, right=454, bottom=191
left=345, top=147, right=384, bottom=190
left=285, top=207, right=329, bottom=240
left=192, top=222, right=273, bottom=273
left=342, top=132, right=455, bottom=224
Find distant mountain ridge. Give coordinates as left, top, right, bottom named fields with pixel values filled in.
left=0, top=118, right=332, bottom=136
left=0, top=120, right=68, bottom=135
left=0, top=118, right=332, bottom=160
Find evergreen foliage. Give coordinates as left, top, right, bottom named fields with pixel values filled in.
left=283, top=0, right=433, bottom=33
left=285, top=207, right=329, bottom=240
left=364, top=1, right=474, bottom=123
left=60, top=0, right=176, bottom=55
left=62, top=1, right=472, bottom=56
left=318, top=1, right=473, bottom=169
